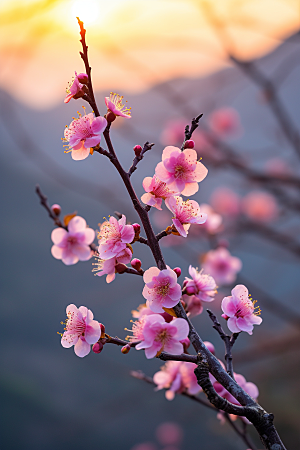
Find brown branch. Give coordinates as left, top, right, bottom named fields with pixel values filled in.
left=181, top=113, right=203, bottom=150
left=77, top=18, right=100, bottom=117
left=128, top=141, right=155, bottom=177
left=207, top=309, right=239, bottom=379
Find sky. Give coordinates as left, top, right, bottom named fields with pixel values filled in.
left=0, top=0, right=299, bottom=109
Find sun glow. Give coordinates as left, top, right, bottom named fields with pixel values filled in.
left=71, top=0, right=100, bottom=25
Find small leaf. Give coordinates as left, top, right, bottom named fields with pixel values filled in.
left=63, top=212, right=77, bottom=227
left=162, top=307, right=178, bottom=318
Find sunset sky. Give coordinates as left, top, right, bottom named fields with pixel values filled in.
left=0, top=0, right=299, bottom=109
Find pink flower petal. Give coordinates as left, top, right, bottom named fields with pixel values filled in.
left=165, top=340, right=183, bottom=355
left=61, top=334, right=78, bottom=348
left=68, top=216, right=87, bottom=233
left=72, top=244, right=92, bottom=261
left=82, top=228, right=95, bottom=245
left=173, top=218, right=187, bottom=237
left=155, top=161, right=171, bottom=182
left=143, top=266, right=160, bottom=284
left=227, top=317, right=241, bottom=333
left=221, top=296, right=236, bottom=317
left=162, top=146, right=181, bottom=161
left=142, top=176, right=153, bottom=192
left=61, top=249, right=79, bottom=265
left=84, top=136, right=101, bottom=148
left=180, top=182, right=199, bottom=196
left=51, top=228, right=67, bottom=245
left=172, top=318, right=189, bottom=340
left=71, top=147, right=90, bottom=161
left=74, top=338, right=91, bottom=357
left=85, top=320, right=101, bottom=344
left=51, top=245, right=64, bottom=259
left=91, top=116, right=107, bottom=133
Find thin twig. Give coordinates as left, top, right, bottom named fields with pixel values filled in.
left=128, top=141, right=155, bottom=177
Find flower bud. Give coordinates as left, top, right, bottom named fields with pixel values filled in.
left=121, top=344, right=131, bottom=354
left=221, top=313, right=229, bottom=320
left=132, top=223, right=141, bottom=233
left=133, top=145, right=142, bottom=157
left=100, top=323, right=106, bottom=338
left=51, top=204, right=61, bottom=216
left=77, top=73, right=88, bottom=84
left=160, top=311, right=173, bottom=323
left=181, top=337, right=190, bottom=352
left=184, top=139, right=195, bottom=149
left=131, top=258, right=142, bottom=271
left=115, top=263, right=127, bottom=274
left=105, top=111, right=116, bottom=123
left=183, top=280, right=188, bottom=287
left=173, top=267, right=181, bottom=278
left=186, top=285, right=196, bottom=295
left=204, top=341, right=215, bottom=354
left=92, top=342, right=104, bottom=354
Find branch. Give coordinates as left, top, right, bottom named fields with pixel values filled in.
left=128, top=141, right=155, bottom=177
left=77, top=18, right=100, bottom=117
left=207, top=309, right=239, bottom=379
left=132, top=370, right=258, bottom=450
left=181, top=113, right=203, bottom=150
left=36, top=185, right=66, bottom=229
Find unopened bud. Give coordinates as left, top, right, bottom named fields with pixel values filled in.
left=181, top=337, right=190, bottom=351
left=221, top=313, right=229, bottom=320
left=184, top=139, right=195, bottom=149
left=160, top=311, right=173, bottom=323
left=204, top=341, right=215, bottom=354
left=121, top=344, right=131, bottom=354
left=51, top=204, right=61, bottom=216
left=186, top=285, right=196, bottom=295
left=173, top=267, right=181, bottom=278
left=77, top=73, right=88, bottom=84
left=105, top=111, right=116, bottom=123
left=131, top=258, right=142, bottom=271
left=115, top=263, right=127, bottom=274
left=132, top=223, right=141, bottom=233
left=100, top=323, right=106, bottom=338
left=134, top=145, right=142, bottom=157
left=92, top=342, right=104, bottom=354
left=183, top=280, right=188, bottom=287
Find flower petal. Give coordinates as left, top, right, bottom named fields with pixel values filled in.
left=74, top=338, right=91, bottom=357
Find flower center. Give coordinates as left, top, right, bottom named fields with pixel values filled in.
left=156, top=282, right=170, bottom=298
left=174, top=165, right=185, bottom=179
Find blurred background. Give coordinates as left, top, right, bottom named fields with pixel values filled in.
left=0, top=0, right=300, bottom=449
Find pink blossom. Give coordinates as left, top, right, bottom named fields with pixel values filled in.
left=210, top=187, right=241, bottom=217
left=160, top=119, right=186, bottom=146
left=63, top=111, right=107, bottom=161
left=61, top=304, right=101, bottom=357
left=155, top=422, right=183, bottom=446
left=98, top=215, right=135, bottom=260
left=155, top=146, right=208, bottom=196
left=214, top=371, right=259, bottom=424
left=134, top=314, right=189, bottom=359
left=105, top=92, right=131, bottom=118
left=142, top=267, right=182, bottom=313
left=182, top=294, right=203, bottom=317
left=141, top=175, right=179, bottom=210
left=221, top=284, right=262, bottom=335
left=185, top=266, right=217, bottom=302
left=202, top=247, right=242, bottom=286
left=93, top=247, right=132, bottom=283
left=64, top=72, right=88, bottom=103
left=208, top=107, right=242, bottom=138
left=51, top=216, right=95, bottom=265
left=165, top=196, right=207, bottom=237
left=153, top=360, right=201, bottom=399
left=242, top=191, right=279, bottom=223
left=199, top=203, right=222, bottom=234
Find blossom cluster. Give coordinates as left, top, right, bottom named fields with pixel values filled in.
left=94, top=215, right=135, bottom=283
left=141, top=145, right=208, bottom=237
